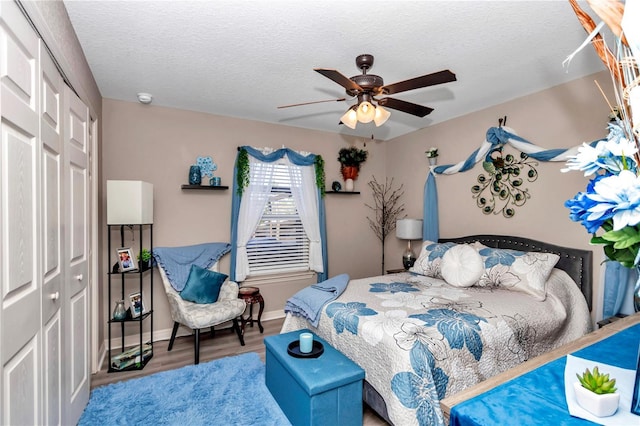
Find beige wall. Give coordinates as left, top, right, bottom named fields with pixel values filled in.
left=102, top=71, right=612, bottom=344
left=101, top=99, right=388, bottom=341
left=386, top=70, right=615, bottom=323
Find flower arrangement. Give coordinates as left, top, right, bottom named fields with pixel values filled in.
left=563, top=121, right=640, bottom=267
left=338, top=146, right=368, bottom=181
left=337, top=147, right=368, bottom=168
left=425, top=147, right=439, bottom=158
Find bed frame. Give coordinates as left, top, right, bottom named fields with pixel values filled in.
left=363, top=234, right=593, bottom=425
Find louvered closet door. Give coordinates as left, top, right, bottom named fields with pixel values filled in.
left=0, top=1, right=43, bottom=425
left=41, top=38, right=64, bottom=426
left=62, top=84, right=90, bottom=425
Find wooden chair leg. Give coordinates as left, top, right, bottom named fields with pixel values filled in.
left=168, top=322, right=179, bottom=351
left=232, top=318, right=245, bottom=346
left=195, top=328, right=200, bottom=364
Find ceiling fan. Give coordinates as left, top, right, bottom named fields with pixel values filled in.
left=278, top=54, right=456, bottom=129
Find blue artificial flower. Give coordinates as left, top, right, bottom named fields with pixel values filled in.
left=565, top=175, right=610, bottom=233
left=562, top=123, right=638, bottom=177
left=586, top=170, right=640, bottom=230
left=563, top=119, right=640, bottom=265
left=369, top=282, right=420, bottom=293
left=326, top=302, right=377, bottom=335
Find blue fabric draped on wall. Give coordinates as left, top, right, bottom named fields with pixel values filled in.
left=423, top=126, right=629, bottom=316
left=230, top=146, right=328, bottom=282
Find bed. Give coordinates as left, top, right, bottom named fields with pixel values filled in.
left=281, top=235, right=593, bottom=426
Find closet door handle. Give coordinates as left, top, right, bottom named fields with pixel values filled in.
left=75, top=274, right=83, bottom=281
left=49, top=291, right=60, bottom=300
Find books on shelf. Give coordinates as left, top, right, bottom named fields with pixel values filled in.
left=111, top=343, right=152, bottom=371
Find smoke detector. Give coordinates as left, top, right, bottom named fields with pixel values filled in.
left=137, top=93, right=153, bottom=104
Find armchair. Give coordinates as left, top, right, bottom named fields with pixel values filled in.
left=158, top=265, right=246, bottom=364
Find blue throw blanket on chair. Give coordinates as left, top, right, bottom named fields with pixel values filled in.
left=153, top=242, right=231, bottom=292
left=284, top=274, right=349, bottom=327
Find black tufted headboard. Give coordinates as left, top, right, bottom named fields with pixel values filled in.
left=438, top=234, right=593, bottom=311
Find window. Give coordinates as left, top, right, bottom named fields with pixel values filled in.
left=246, top=163, right=310, bottom=275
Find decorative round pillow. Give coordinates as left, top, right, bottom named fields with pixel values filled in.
left=440, top=244, right=484, bottom=287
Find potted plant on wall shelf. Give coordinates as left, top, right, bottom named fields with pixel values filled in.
left=137, top=248, right=152, bottom=271
left=573, top=366, right=619, bottom=417
left=426, top=147, right=439, bottom=165
left=338, top=147, right=368, bottom=191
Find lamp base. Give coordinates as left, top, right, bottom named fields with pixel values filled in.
left=402, top=250, right=416, bottom=270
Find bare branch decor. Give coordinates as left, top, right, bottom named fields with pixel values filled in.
left=365, top=176, right=405, bottom=274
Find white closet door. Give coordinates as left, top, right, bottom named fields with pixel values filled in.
left=41, top=37, right=64, bottom=426
left=0, top=1, right=42, bottom=425
left=62, top=84, right=90, bottom=425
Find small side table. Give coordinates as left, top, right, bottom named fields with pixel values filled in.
left=238, top=286, right=264, bottom=334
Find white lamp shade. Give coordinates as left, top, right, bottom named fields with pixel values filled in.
left=356, top=101, right=375, bottom=123
left=107, top=180, right=154, bottom=224
left=374, top=105, right=391, bottom=126
left=396, top=219, right=423, bottom=240
left=340, top=108, right=358, bottom=129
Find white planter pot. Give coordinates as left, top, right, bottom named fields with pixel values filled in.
left=573, top=382, right=620, bottom=417
left=345, top=178, right=354, bottom=192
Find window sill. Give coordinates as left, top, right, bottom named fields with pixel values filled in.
left=243, top=270, right=316, bottom=285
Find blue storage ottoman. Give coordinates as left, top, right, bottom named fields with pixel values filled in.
left=264, top=329, right=365, bottom=426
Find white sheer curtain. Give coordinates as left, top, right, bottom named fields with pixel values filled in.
left=235, top=157, right=274, bottom=281
left=286, top=157, right=324, bottom=273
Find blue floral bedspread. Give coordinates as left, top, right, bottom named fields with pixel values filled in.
left=281, top=270, right=591, bottom=426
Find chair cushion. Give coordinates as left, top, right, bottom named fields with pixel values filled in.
left=180, top=264, right=228, bottom=304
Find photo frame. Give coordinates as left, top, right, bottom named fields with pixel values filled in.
left=117, top=247, right=137, bottom=272
left=128, top=291, right=145, bottom=318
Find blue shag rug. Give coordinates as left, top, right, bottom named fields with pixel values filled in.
left=79, top=352, right=290, bottom=425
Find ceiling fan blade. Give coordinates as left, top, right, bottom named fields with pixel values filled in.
left=278, top=98, right=346, bottom=108
left=381, top=70, right=456, bottom=95
left=377, top=97, right=434, bottom=117
left=314, top=68, right=363, bottom=92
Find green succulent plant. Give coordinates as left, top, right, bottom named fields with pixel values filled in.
left=138, top=248, right=152, bottom=263
left=576, top=366, right=617, bottom=395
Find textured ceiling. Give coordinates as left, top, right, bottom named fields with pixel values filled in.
left=63, top=1, right=606, bottom=141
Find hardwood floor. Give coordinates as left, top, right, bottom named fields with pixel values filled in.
left=91, top=317, right=389, bottom=425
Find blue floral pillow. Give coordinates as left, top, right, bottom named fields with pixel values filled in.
left=476, top=247, right=560, bottom=300
left=180, top=264, right=228, bottom=304
left=409, top=241, right=457, bottom=279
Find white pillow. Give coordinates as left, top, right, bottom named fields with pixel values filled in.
left=440, top=244, right=484, bottom=287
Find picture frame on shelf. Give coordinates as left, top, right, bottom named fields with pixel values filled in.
left=117, top=247, right=137, bottom=272
left=129, top=291, right=145, bottom=318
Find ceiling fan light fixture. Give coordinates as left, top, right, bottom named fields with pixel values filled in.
left=356, top=101, right=375, bottom=123
left=341, top=107, right=358, bottom=129
left=374, top=105, right=391, bottom=126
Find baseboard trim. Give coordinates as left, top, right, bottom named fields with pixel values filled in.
left=96, top=309, right=287, bottom=371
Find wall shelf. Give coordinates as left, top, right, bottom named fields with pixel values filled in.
left=181, top=184, right=229, bottom=190
left=325, top=191, right=360, bottom=195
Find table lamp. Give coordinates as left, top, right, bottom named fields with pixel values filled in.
left=396, top=218, right=423, bottom=269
